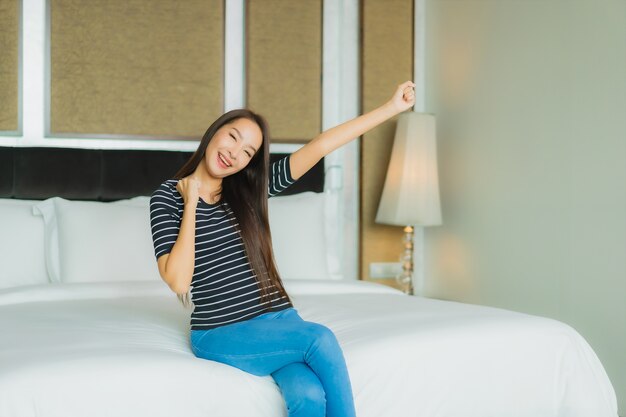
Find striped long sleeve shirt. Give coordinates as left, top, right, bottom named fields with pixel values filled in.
left=149, top=155, right=296, bottom=330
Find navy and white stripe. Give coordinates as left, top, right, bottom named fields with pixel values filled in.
left=149, top=155, right=296, bottom=330
left=268, top=155, right=295, bottom=197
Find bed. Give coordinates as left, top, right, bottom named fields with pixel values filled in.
left=0, top=146, right=619, bottom=417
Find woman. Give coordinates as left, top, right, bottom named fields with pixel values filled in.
left=149, top=81, right=416, bottom=417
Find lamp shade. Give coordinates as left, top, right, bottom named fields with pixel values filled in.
left=375, top=112, right=442, bottom=227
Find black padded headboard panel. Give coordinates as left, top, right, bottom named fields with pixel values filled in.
left=0, top=146, right=324, bottom=201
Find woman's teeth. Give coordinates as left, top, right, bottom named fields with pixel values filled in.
left=219, top=153, right=231, bottom=167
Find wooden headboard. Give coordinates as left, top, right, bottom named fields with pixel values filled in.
left=0, top=146, right=324, bottom=201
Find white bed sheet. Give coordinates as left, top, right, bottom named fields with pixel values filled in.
left=0, top=280, right=617, bottom=417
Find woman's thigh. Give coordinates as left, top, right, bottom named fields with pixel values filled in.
left=190, top=308, right=334, bottom=376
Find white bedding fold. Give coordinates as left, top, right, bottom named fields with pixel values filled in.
left=0, top=278, right=403, bottom=306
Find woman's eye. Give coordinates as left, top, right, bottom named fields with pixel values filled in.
left=245, top=151, right=252, bottom=157
left=229, top=133, right=236, bottom=141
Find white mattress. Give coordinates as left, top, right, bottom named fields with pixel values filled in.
left=0, top=279, right=618, bottom=417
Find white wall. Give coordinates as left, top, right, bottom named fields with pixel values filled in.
left=424, top=0, right=626, bottom=414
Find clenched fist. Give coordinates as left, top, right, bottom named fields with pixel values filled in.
left=387, top=80, right=416, bottom=114
left=176, top=176, right=201, bottom=207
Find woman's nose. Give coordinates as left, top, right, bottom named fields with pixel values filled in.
left=228, top=145, right=243, bottom=160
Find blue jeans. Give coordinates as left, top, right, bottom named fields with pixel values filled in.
left=190, top=307, right=357, bottom=417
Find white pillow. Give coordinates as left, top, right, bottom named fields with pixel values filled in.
left=33, top=196, right=159, bottom=283
left=33, top=193, right=328, bottom=283
left=0, top=199, right=50, bottom=288
left=268, top=192, right=330, bottom=280
left=112, top=195, right=151, bottom=207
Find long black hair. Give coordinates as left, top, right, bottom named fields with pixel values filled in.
left=173, top=109, right=292, bottom=310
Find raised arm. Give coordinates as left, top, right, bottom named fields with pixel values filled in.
left=289, top=81, right=416, bottom=181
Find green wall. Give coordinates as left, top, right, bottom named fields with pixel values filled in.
left=424, top=0, right=626, bottom=414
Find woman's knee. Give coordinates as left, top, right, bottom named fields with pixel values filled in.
left=288, top=380, right=326, bottom=415
left=306, top=323, right=342, bottom=356
left=273, top=362, right=326, bottom=416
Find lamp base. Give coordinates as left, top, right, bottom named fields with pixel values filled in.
left=395, top=225, right=415, bottom=295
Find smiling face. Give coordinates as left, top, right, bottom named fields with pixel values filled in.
left=203, top=117, right=264, bottom=179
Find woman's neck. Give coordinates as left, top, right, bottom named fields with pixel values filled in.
left=193, top=164, right=223, bottom=203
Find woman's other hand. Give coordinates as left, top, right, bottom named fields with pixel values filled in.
left=387, top=80, right=416, bottom=114
left=176, top=177, right=201, bottom=207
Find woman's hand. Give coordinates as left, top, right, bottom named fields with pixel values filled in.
left=387, top=80, right=416, bottom=114
left=176, top=176, right=201, bottom=207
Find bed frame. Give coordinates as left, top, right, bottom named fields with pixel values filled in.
left=0, top=146, right=324, bottom=201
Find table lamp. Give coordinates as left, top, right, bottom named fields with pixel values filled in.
left=375, top=112, right=442, bottom=295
